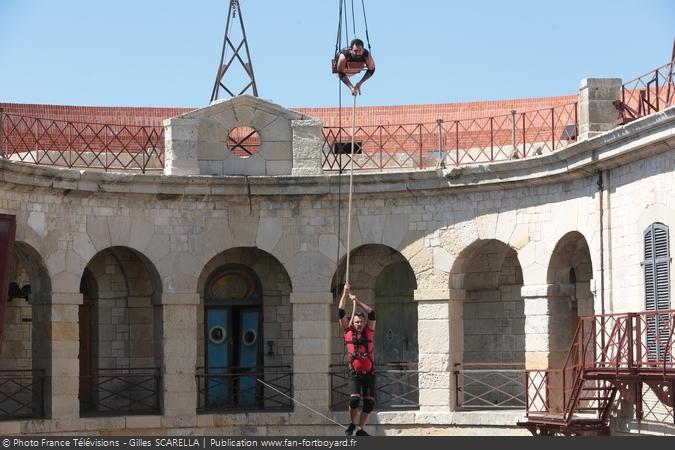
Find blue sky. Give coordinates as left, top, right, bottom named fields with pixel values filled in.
left=0, top=0, right=673, bottom=109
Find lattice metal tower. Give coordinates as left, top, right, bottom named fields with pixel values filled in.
left=210, top=0, right=259, bottom=101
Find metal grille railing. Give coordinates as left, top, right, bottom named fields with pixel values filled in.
left=1, top=102, right=579, bottom=174
left=321, top=102, right=578, bottom=171
left=329, top=363, right=419, bottom=410
left=454, top=363, right=526, bottom=409
left=524, top=310, right=675, bottom=421
left=0, top=112, right=164, bottom=173
left=0, top=369, right=45, bottom=419
left=196, top=365, right=293, bottom=413
left=80, top=368, right=161, bottom=416
left=615, top=60, right=675, bottom=124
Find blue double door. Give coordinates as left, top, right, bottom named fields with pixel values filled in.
left=206, top=306, right=262, bottom=408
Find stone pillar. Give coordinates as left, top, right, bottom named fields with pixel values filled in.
left=32, top=292, right=82, bottom=419
left=160, top=293, right=199, bottom=427
left=291, top=119, right=324, bottom=176
left=522, top=284, right=577, bottom=370
left=415, top=289, right=454, bottom=411
left=523, top=284, right=578, bottom=413
left=578, top=78, right=622, bottom=141
left=290, top=292, right=332, bottom=414
left=163, top=118, right=199, bottom=175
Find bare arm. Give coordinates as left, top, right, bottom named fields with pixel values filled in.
left=353, top=296, right=376, bottom=332
left=338, top=284, right=351, bottom=331
left=355, top=54, right=375, bottom=90
left=336, top=54, right=355, bottom=91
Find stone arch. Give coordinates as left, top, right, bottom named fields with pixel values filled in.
left=447, top=238, right=525, bottom=407
left=196, top=247, right=293, bottom=410
left=331, top=244, right=418, bottom=409
left=546, top=231, right=594, bottom=368
left=79, top=246, right=162, bottom=415
left=450, top=239, right=525, bottom=365
left=0, top=241, right=51, bottom=418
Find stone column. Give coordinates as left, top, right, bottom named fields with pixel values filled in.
left=522, top=284, right=577, bottom=414
left=32, top=292, right=82, bottom=419
left=160, top=293, right=199, bottom=427
left=522, top=284, right=577, bottom=369
left=290, top=292, right=332, bottom=415
left=415, top=289, right=455, bottom=411
left=163, top=118, right=199, bottom=176
left=291, top=119, right=324, bottom=176
left=578, top=78, right=622, bottom=141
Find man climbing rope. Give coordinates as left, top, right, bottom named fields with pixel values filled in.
left=336, top=38, right=376, bottom=96
left=338, top=283, right=377, bottom=436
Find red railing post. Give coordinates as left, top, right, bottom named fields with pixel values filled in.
left=418, top=125, right=423, bottom=169
left=510, top=109, right=517, bottom=155
left=521, top=113, right=526, bottom=157
left=550, top=107, right=555, bottom=151
left=0, top=109, right=4, bottom=159
left=455, top=121, right=460, bottom=165
left=378, top=125, right=383, bottom=171
left=489, top=117, right=494, bottom=161
left=67, top=121, right=73, bottom=168
left=436, top=118, right=444, bottom=166
left=627, top=314, right=634, bottom=372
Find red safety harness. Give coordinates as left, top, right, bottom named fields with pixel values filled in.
left=344, top=325, right=375, bottom=374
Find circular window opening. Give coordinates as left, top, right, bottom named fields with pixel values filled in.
left=227, top=126, right=261, bottom=158
left=242, top=329, right=257, bottom=346
left=209, top=326, right=227, bottom=344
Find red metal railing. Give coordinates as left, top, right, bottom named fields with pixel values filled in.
left=525, top=310, right=675, bottom=423
left=615, top=60, right=675, bottom=124
left=322, top=102, right=578, bottom=171
left=0, top=112, right=165, bottom=173
left=1, top=101, right=577, bottom=173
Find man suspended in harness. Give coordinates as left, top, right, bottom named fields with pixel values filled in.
left=335, top=38, right=376, bottom=96
left=338, top=284, right=377, bottom=436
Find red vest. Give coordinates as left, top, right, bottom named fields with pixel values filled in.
left=344, top=326, right=375, bottom=373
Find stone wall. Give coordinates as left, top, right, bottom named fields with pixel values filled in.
left=0, top=107, right=672, bottom=434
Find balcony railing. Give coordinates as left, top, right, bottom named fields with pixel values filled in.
left=0, top=369, right=45, bottom=420
left=322, top=102, right=578, bottom=171
left=615, top=59, right=675, bottom=124
left=196, top=365, right=293, bottom=413
left=524, top=310, right=675, bottom=420
left=80, top=368, right=161, bottom=416
left=0, top=112, right=164, bottom=173
left=454, top=362, right=526, bottom=409
left=330, top=363, right=419, bottom=410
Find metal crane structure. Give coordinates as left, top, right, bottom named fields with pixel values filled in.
left=210, top=0, right=258, bottom=102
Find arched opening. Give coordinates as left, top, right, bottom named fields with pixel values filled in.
left=79, top=246, right=162, bottom=416
left=450, top=239, right=525, bottom=408
left=546, top=232, right=594, bottom=369
left=331, top=244, right=419, bottom=410
left=0, top=242, right=51, bottom=419
left=196, top=248, right=292, bottom=412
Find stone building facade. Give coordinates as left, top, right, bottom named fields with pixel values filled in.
left=0, top=86, right=674, bottom=435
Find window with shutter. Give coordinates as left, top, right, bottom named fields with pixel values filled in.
left=643, top=223, right=671, bottom=362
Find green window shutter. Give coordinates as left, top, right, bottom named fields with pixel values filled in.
left=643, top=223, right=671, bottom=362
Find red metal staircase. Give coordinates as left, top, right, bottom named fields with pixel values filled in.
left=519, top=310, right=675, bottom=435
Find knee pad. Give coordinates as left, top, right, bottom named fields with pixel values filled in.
left=362, top=398, right=374, bottom=414
left=349, top=396, right=360, bottom=410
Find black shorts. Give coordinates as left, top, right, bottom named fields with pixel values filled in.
left=349, top=371, right=375, bottom=398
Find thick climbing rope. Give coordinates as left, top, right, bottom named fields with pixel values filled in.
left=345, top=94, right=358, bottom=325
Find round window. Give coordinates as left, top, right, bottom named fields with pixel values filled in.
left=208, top=325, right=227, bottom=344
left=242, top=328, right=257, bottom=346
left=227, top=126, right=261, bottom=158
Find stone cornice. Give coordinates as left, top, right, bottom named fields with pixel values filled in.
left=1, top=106, right=673, bottom=198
